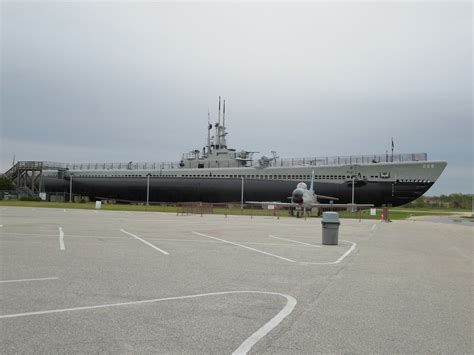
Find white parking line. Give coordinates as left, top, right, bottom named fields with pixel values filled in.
left=120, top=229, right=169, bottom=255
left=450, top=246, right=470, bottom=259
left=0, top=233, right=328, bottom=248
left=334, top=241, right=357, bottom=263
left=269, top=235, right=322, bottom=247
left=143, top=238, right=317, bottom=248
left=0, top=277, right=59, bottom=284
left=144, top=238, right=221, bottom=244
left=371, top=224, right=377, bottom=231
left=232, top=292, right=297, bottom=354
left=192, top=231, right=296, bottom=263
left=58, top=227, right=65, bottom=251
left=193, top=232, right=356, bottom=266
left=62, top=235, right=126, bottom=240
left=0, top=232, right=128, bottom=239
left=239, top=241, right=315, bottom=248
left=63, top=209, right=66, bottom=212
left=0, top=225, right=3, bottom=227
left=0, top=290, right=296, bottom=355
left=300, top=240, right=357, bottom=265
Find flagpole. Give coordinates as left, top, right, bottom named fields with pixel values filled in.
left=391, top=137, right=394, bottom=162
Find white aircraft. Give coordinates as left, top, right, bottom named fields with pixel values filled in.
left=247, top=171, right=373, bottom=217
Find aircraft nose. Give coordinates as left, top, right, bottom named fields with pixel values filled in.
left=292, top=189, right=303, bottom=203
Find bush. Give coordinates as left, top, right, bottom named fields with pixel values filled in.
left=19, top=196, right=42, bottom=201
left=0, top=175, right=13, bottom=190
left=403, top=194, right=472, bottom=209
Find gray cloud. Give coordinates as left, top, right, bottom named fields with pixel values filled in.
left=1, top=1, right=472, bottom=195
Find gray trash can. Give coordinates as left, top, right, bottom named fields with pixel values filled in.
left=321, top=212, right=340, bottom=245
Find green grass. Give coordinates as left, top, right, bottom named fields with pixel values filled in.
left=0, top=200, right=468, bottom=221
left=0, top=200, right=178, bottom=213
left=395, top=207, right=471, bottom=213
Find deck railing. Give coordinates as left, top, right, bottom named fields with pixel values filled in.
left=35, top=152, right=427, bottom=171
left=276, top=152, right=427, bottom=167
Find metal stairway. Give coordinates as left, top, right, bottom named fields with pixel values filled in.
left=4, top=161, right=44, bottom=195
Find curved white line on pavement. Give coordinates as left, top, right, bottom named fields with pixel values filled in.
left=192, top=231, right=296, bottom=263
left=334, top=240, right=357, bottom=263
left=299, top=240, right=357, bottom=265
left=0, top=290, right=296, bottom=355
left=0, top=277, right=59, bottom=284
left=231, top=292, right=297, bottom=355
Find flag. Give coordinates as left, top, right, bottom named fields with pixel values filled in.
left=391, top=138, right=394, bottom=149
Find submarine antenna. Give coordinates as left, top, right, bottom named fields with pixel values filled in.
left=216, top=96, right=221, bottom=148
left=218, top=96, right=221, bottom=126
left=207, top=109, right=211, bottom=153
left=222, top=100, right=226, bottom=148
left=223, top=100, right=226, bottom=127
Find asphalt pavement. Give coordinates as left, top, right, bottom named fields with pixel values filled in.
left=0, top=206, right=472, bottom=353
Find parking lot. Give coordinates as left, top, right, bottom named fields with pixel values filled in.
left=1, top=206, right=472, bottom=353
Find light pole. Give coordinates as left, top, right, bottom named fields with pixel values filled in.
left=146, top=174, right=151, bottom=206
left=351, top=176, right=355, bottom=205
left=69, top=174, right=73, bottom=203
left=240, top=176, right=244, bottom=209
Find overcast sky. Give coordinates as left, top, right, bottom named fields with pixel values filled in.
left=1, top=1, right=472, bottom=195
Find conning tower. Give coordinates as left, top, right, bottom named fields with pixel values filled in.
left=179, top=97, right=255, bottom=169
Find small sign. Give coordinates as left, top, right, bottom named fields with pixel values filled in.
left=39, top=192, right=46, bottom=201
left=95, top=201, right=102, bottom=210
left=267, top=204, right=275, bottom=210
left=370, top=208, right=376, bottom=216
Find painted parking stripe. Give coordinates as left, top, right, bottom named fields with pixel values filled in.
left=192, top=231, right=296, bottom=263
left=0, top=290, right=296, bottom=355
left=269, top=235, right=322, bottom=247
left=0, top=277, right=59, bottom=284
left=269, top=235, right=357, bottom=265
left=333, top=241, right=357, bottom=263
left=120, top=229, right=169, bottom=255
left=0, top=232, right=128, bottom=239
left=300, top=240, right=357, bottom=265
left=145, top=238, right=315, bottom=248
left=232, top=291, right=297, bottom=354
left=58, top=227, right=65, bottom=251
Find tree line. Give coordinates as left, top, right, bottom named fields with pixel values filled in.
left=404, top=193, right=473, bottom=210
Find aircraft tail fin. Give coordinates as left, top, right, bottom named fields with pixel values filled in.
left=310, top=170, right=315, bottom=192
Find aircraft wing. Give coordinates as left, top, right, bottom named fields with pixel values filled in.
left=95, top=196, right=141, bottom=203
left=314, top=194, right=339, bottom=201
left=310, top=203, right=374, bottom=209
left=245, top=201, right=297, bottom=207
